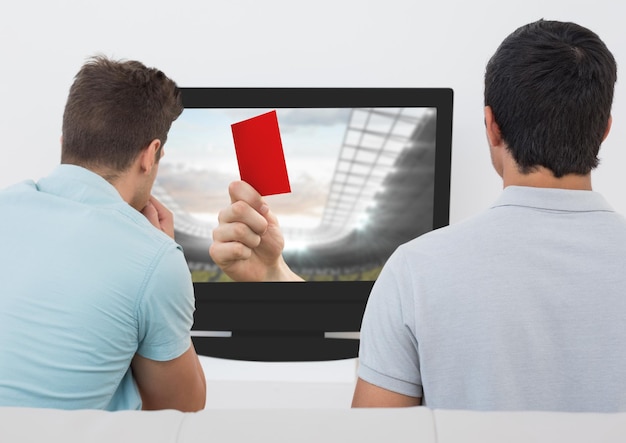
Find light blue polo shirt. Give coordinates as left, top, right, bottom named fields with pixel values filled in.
left=0, top=165, right=195, bottom=410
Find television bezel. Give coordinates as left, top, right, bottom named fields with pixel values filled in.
left=179, top=87, right=454, bottom=361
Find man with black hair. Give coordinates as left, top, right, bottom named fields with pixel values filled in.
left=351, top=19, right=623, bottom=411
left=210, top=20, right=626, bottom=412
left=0, top=56, right=206, bottom=411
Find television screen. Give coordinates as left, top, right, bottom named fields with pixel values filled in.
left=155, top=88, right=453, bottom=361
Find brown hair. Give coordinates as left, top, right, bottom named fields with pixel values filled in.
left=61, top=55, right=183, bottom=175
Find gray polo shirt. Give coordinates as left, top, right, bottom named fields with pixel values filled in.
left=358, top=185, right=626, bottom=412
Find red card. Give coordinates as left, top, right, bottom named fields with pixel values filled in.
left=231, top=110, right=291, bottom=196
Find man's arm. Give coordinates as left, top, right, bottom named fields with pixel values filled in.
left=136, top=195, right=206, bottom=411
left=131, top=341, right=206, bottom=412
left=351, top=377, right=421, bottom=408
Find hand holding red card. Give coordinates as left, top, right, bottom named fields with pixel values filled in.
left=231, top=110, right=291, bottom=196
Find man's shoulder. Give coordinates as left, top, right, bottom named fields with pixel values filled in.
left=0, top=179, right=37, bottom=196
left=403, top=209, right=492, bottom=250
left=94, top=205, right=185, bottom=268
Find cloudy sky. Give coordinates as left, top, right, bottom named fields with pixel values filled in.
left=156, top=107, right=352, bottom=228
left=156, top=106, right=432, bottom=238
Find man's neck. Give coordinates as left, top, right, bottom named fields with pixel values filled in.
left=503, top=169, right=592, bottom=190
left=500, top=155, right=592, bottom=191
left=86, top=164, right=144, bottom=210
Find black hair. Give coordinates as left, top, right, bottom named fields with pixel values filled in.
left=484, top=19, right=617, bottom=177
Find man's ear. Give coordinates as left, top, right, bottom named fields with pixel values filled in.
left=603, top=115, right=612, bottom=142
left=139, top=139, right=162, bottom=174
left=484, top=106, right=503, bottom=148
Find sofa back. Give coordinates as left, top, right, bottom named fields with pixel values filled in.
left=2, top=406, right=626, bottom=443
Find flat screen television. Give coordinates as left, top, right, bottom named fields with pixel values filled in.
left=154, top=88, right=453, bottom=361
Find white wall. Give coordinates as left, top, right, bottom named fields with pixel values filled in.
left=1, top=0, right=625, bottom=407
left=1, top=0, right=625, bottom=223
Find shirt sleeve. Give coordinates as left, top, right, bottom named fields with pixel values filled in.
left=135, top=242, right=195, bottom=361
left=357, top=246, right=423, bottom=398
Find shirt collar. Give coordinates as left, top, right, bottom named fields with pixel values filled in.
left=36, top=164, right=125, bottom=205
left=492, top=185, right=615, bottom=213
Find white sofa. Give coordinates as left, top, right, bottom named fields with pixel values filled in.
left=2, top=406, right=626, bottom=443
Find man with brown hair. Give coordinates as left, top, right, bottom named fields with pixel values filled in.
left=0, top=56, right=206, bottom=411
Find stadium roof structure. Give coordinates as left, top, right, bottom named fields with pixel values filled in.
left=153, top=107, right=437, bottom=273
